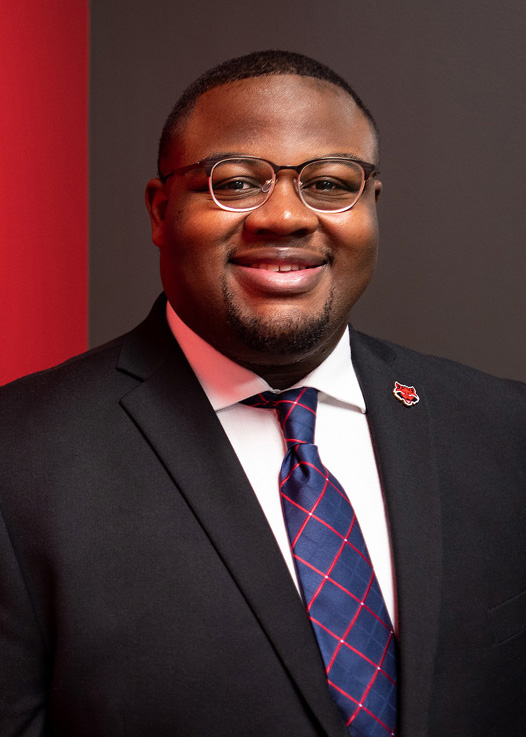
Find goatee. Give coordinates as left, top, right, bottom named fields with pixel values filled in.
left=222, top=282, right=334, bottom=357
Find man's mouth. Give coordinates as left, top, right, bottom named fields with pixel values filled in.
left=228, top=249, right=328, bottom=295
left=247, top=263, right=316, bottom=272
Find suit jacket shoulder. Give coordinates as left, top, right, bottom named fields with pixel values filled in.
left=351, top=327, right=526, bottom=441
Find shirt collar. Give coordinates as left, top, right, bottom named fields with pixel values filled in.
left=166, top=302, right=366, bottom=413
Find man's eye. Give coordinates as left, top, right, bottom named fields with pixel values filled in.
left=303, top=178, right=346, bottom=191
left=302, top=177, right=358, bottom=195
left=316, top=180, right=338, bottom=191
left=214, top=178, right=259, bottom=191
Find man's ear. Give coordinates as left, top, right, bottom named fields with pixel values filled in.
left=145, top=178, right=168, bottom=248
left=374, top=179, right=382, bottom=203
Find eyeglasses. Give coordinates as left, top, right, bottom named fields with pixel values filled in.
left=160, top=155, right=378, bottom=213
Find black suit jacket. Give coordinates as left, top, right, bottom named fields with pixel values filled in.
left=1, top=295, right=525, bottom=737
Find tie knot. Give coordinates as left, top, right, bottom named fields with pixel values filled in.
left=242, top=387, right=318, bottom=449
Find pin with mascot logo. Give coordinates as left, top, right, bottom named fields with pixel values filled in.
left=393, top=382, right=420, bottom=407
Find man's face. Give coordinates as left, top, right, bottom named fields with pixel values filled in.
left=146, top=75, right=381, bottom=378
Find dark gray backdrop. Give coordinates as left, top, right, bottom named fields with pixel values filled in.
left=89, top=0, right=526, bottom=381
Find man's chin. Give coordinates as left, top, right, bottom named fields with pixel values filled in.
left=224, top=290, right=334, bottom=360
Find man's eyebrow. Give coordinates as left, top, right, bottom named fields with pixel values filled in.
left=324, top=152, right=374, bottom=163
left=200, top=152, right=244, bottom=162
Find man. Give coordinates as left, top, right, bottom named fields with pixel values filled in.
left=0, top=50, right=525, bottom=737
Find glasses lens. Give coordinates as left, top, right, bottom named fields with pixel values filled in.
left=210, top=158, right=274, bottom=209
left=299, top=160, right=365, bottom=211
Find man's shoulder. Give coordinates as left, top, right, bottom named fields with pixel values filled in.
left=0, top=335, right=128, bottom=407
left=0, top=296, right=173, bottom=411
left=352, top=328, right=526, bottom=417
left=0, top=338, right=144, bottom=461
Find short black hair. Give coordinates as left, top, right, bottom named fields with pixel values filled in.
left=157, top=49, right=378, bottom=177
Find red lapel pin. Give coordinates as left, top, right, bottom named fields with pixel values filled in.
left=393, top=381, right=420, bottom=406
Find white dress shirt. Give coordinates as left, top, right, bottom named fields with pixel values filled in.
left=166, top=303, right=397, bottom=628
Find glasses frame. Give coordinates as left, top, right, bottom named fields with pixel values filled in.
left=160, top=155, right=378, bottom=213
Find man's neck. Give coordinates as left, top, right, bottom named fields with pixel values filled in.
left=231, top=347, right=341, bottom=390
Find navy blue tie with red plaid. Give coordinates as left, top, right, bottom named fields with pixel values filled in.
left=242, top=387, right=397, bottom=737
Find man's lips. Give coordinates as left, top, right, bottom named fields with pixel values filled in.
left=228, top=248, right=328, bottom=295
left=230, top=247, right=327, bottom=269
left=241, top=262, right=313, bottom=272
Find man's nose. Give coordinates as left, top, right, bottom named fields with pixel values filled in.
left=243, top=176, right=319, bottom=237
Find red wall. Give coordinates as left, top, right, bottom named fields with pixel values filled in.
left=0, top=0, right=89, bottom=385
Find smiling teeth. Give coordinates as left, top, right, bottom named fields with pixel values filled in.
left=255, top=264, right=304, bottom=271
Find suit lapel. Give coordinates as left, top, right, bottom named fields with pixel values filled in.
left=351, top=330, right=442, bottom=737
left=116, top=299, right=347, bottom=737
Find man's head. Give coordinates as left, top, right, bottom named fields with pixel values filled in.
left=146, top=50, right=382, bottom=388
left=157, top=50, right=379, bottom=177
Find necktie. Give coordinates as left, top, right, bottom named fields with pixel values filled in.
left=242, top=387, right=397, bottom=737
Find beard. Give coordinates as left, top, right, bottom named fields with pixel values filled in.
left=222, top=280, right=334, bottom=358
